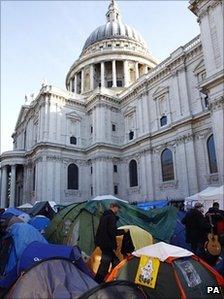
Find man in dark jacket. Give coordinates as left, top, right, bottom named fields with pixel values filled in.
left=94, top=202, right=125, bottom=283
left=205, top=202, right=224, bottom=235
left=182, top=202, right=210, bottom=256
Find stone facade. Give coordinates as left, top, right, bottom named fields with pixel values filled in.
left=1, top=0, right=223, bottom=207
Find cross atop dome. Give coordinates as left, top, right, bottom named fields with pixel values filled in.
left=106, top=0, right=121, bottom=22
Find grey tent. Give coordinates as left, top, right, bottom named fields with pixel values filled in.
left=78, top=280, right=147, bottom=299
left=6, top=258, right=97, bottom=299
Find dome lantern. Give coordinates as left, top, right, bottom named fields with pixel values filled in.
left=106, top=0, right=121, bottom=22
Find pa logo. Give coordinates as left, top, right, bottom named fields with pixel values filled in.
left=206, top=286, right=220, bottom=294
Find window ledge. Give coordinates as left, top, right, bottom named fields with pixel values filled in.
left=65, top=190, right=81, bottom=197
left=205, top=173, right=219, bottom=185
left=128, top=186, right=140, bottom=194
left=159, top=180, right=178, bottom=190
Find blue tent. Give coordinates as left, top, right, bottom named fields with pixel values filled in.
left=18, top=241, right=93, bottom=278
left=3, top=208, right=23, bottom=216
left=170, top=211, right=191, bottom=250
left=0, top=224, right=93, bottom=291
left=28, top=215, right=50, bottom=233
left=0, top=223, right=47, bottom=290
left=2, top=208, right=30, bottom=222
left=5, top=223, right=47, bottom=273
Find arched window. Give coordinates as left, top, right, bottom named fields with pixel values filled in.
left=68, top=164, right=79, bottom=190
left=160, top=115, right=167, bottom=127
left=207, top=134, right=218, bottom=174
left=161, top=148, right=174, bottom=181
left=70, top=136, right=77, bottom=145
left=129, top=159, right=138, bottom=187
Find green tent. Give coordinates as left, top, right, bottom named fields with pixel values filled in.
left=45, top=199, right=177, bottom=256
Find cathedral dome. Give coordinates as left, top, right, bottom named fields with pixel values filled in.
left=82, top=0, right=148, bottom=52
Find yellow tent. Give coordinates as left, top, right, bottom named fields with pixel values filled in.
left=118, top=225, right=153, bottom=251
left=87, top=225, right=153, bottom=275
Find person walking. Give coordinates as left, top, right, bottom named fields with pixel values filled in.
left=182, top=202, right=210, bottom=256
left=94, top=202, right=125, bottom=283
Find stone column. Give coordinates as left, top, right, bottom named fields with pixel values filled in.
left=1, top=166, right=8, bottom=208
left=90, top=64, right=94, bottom=90
left=185, top=137, right=199, bottom=195
left=69, top=80, right=73, bottom=91
left=81, top=69, right=84, bottom=94
left=146, top=152, right=155, bottom=199
left=101, top=62, right=105, bottom=88
left=177, top=142, right=190, bottom=197
left=144, top=65, right=148, bottom=75
left=210, top=97, right=224, bottom=184
left=123, top=60, right=129, bottom=87
left=44, top=97, right=49, bottom=141
left=135, top=62, right=139, bottom=80
left=140, top=155, right=147, bottom=199
left=178, top=67, right=191, bottom=116
left=74, top=74, right=77, bottom=93
left=9, top=165, right=16, bottom=207
left=112, top=60, right=117, bottom=87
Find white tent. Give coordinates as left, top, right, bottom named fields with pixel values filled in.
left=91, top=194, right=128, bottom=203
left=185, top=185, right=224, bottom=210
left=133, top=242, right=193, bottom=262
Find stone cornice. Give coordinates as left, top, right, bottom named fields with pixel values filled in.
left=208, top=96, right=224, bottom=112
left=85, top=92, right=120, bottom=112
left=199, top=69, right=224, bottom=92
left=189, top=0, right=222, bottom=18
left=81, top=38, right=150, bottom=57
left=0, top=150, right=25, bottom=160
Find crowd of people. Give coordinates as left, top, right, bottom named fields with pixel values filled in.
left=182, top=202, right=224, bottom=263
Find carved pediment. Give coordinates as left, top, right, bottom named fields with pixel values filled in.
left=15, top=105, right=29, bottom=129
left=153, top=86, right=169, bottom=100
left=66, top=111, right=82, bottom=122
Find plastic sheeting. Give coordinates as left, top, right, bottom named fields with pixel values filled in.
left=137, top=200, right=168, bottom=210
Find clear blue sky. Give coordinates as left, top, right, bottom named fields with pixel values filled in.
left=1, top=0, right=199, bottom=153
